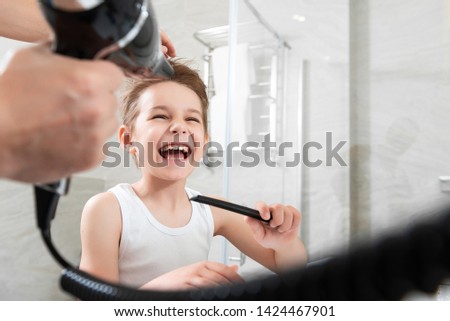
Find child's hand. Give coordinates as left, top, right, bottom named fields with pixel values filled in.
left=141, top=261, right=243, bottom=291
left=246, top=202, right=301, bottom=251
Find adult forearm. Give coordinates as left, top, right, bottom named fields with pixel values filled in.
left=0, top=0, right=51, bottom=42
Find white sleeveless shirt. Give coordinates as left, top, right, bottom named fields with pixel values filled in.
left=108, top=183, right=215, bottom=287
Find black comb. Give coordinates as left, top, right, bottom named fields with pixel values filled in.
left=190, top=195, right=271, bottom=223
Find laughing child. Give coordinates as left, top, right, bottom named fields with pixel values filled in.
left=79, top=60, right=307, bottom=290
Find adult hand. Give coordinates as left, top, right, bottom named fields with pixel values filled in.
left=0, top=43, right=124, bottom=183
left=160, top=30, right=176, bottom=58
left=141, top=261, right=243, bottom=291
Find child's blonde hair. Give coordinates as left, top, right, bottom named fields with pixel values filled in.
left=121, top=60, right=209, bottom=134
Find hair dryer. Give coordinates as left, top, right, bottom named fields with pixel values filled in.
left=39, top=0, right=173, bottom=77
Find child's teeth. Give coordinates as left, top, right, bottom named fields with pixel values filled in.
left=160, top=144, right=191, bottom=158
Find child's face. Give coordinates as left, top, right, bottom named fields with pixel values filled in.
left=130, top=81, right=207, bottom=181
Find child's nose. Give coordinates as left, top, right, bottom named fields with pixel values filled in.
left=170, top=121, right=188, bottom=134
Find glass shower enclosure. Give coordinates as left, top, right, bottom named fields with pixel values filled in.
left=193, top=0, right=302, bottom=278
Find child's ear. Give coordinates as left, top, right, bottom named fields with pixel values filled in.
left=119, top=125, right=136, bottom=154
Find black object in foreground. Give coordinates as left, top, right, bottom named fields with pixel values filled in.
left=37, top=178, right=450, bottom=300
left=58, top=204, right=450, bottom=300
left=190, top=195, right=272, bottom=223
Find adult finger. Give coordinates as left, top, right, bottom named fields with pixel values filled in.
left=160, top=30, right=176, bottom=57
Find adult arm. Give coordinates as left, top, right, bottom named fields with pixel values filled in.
left=0, top=0, right=52, bottom=42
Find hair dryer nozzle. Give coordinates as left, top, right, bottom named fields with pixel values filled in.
left=154, top=58, right=174, bottom=79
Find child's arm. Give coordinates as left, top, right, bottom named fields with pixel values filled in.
left=212, top=198, right=308, bottom=273
left=79, top=192, right=123, bottom=283
left=140, top=261, right=243, bottom=291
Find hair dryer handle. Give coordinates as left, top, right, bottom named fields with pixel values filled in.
left=35, top=179, right=70, bottom=232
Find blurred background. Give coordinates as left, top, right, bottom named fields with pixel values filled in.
left=0, top=0, right=449, bottom=300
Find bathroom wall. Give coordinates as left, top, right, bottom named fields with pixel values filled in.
left=245, top=0, right=450, bottom=254
left=348, top=0, right=450, bottom=299
left=362, top=0, right=450, bottom=235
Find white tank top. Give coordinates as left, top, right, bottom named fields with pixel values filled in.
left=108, top=183, right=214, bottom=287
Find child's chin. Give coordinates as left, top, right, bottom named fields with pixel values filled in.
left=160, top=172, right=191, bottom=182
left=156, top=162, right=194, bottom=179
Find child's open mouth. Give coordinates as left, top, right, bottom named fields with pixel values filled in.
left=159, top=143, right=192, bottom=160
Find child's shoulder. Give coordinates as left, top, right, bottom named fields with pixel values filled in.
left=81, top=191, right=122, bottom=240
left=83, top=190, right=120, bottom=216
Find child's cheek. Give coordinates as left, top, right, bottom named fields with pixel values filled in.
left=193, top=139, right=205, bottom=161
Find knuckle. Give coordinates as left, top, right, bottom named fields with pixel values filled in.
left=272, top=203, right=283, bottom=212
left=81, top=106, right=103, bottom=124
left=68, top=70, right=98, bottom=97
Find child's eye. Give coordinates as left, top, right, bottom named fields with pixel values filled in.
left=186, top=117, right=200, bottom=123
left=152, top=114, right=168, bottom=120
